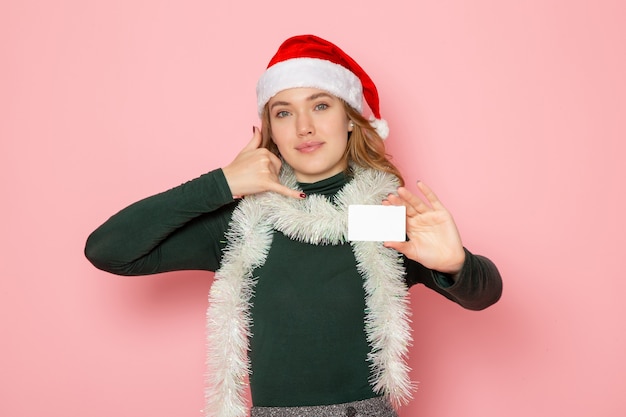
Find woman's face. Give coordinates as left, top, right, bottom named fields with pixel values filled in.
left=267, top=87, right=353, bottom=183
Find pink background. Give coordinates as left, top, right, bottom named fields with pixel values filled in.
left=2, top=1, right=625, bottom=416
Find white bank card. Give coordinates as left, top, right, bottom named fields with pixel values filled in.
left=348, top=205, right=406, bottom=242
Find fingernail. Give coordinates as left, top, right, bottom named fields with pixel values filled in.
left=252, top=126, right=256, bottom=133
left=299, top=193, right=307, bottom=199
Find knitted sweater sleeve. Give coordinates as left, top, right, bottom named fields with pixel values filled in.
left=404, top=248, right=503, bottom=311
left=84, top=169, right=236, bottom=275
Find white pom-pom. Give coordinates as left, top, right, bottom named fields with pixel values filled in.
left=369, top=117, right=389, bottom=140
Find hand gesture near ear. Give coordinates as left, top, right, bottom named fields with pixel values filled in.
left=222, top=127, right=305, bottom=199
left=383, top=182, right=466, bottom=275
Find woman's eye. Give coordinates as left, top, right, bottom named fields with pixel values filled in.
left=275, top=110, right=290, bottom=118
left=314, top=103, right=329, bottom=111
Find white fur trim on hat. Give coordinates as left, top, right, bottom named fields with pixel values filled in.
left=369, top=117, right=389, bottom=140
left=256, top=58, right=363, bottom=116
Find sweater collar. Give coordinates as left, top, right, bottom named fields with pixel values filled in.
left=298, top=171, right=348, bottom=197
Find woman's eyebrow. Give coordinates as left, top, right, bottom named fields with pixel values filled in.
left=269, top=93, right=335, bottom=111
left=269, top=100, right=290, bottom=111
left=307, top=92, right=334, bottom=101
left=270, top=91, right=333, bottom=110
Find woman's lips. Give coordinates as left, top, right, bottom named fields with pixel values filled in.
left=295, top=141, right=324, bottom=153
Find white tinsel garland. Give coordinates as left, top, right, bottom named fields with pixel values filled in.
left=204, top=165, right=414, bottom=417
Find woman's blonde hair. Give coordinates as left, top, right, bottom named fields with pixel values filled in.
left=260, top=100, right=404, bottom=186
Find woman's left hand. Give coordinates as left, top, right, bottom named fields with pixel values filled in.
left=382, top=181, right=466, bottom=274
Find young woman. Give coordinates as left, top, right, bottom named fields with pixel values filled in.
left=85, top=34, right=502, bottom=417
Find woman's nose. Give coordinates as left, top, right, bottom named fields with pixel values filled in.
left=296, top=114, right=314, bottom=136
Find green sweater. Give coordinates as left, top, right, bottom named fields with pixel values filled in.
left=85, top=169, right=502, bottom=407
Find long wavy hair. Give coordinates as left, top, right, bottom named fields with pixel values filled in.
left=260, top=100, right=405, bottom=186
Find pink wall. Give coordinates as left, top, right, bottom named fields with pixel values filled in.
left=2, top=1, right=625, bottom=416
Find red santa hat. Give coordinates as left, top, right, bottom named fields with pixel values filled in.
left=256, top=34, right=389, bottom=139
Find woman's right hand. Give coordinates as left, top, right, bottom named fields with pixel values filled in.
left=222, top=127, right=305, bottom=199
